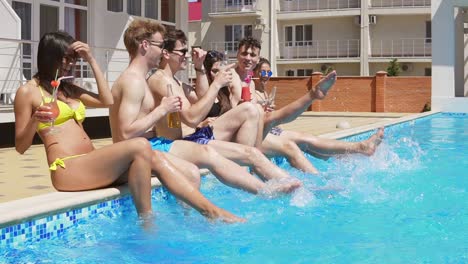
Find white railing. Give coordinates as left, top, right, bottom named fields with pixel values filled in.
left=0, top=37, right=131, bottom=106
left=279, top=39, right=360, bottom=59
left=371, top=0, right=430, bottom=8
left=209, top=41, right=240, bottom=58
left=280, top=0, right=360, bottom=12
left=210, top=0, right=258, bottom=13
left=371, top=38, right=431, bottom=58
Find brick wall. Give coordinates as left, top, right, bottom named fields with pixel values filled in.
left=264, top=72, right=431, bottom=113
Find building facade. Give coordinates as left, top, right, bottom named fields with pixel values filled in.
left=0, top=0, right=188, bottom=120
left=432, top=0, right=468, bottom=113
left=189, top=0, right=431, bottom=77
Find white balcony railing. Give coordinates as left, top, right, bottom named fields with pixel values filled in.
left=0, top=37, right=131, bottom=106
left=371, top=0, right=430, bottom=8
left=209, top=41, right=240, bottom=58
left=279, top=40, right=360, bottom=59
left=371, top=38, right=432, bottom=58
left=210, top=0, right=258, bottom=13
left=280, top=0, right=360, bottom=12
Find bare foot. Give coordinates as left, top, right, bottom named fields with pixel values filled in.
left=260, top=177, right=302, bottom=197
left=360, top=127, right=385, bottom=156
left=311, top=70, right=337, bottom=99
left=206, top=208, right=246, bottom=224
left=138, top=212, right=156, bottom=231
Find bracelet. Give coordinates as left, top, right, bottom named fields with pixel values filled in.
left=194, top=67, right=206, bottom=74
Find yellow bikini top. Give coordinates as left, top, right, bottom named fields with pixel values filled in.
left=37, top=86, right=86, bottom=131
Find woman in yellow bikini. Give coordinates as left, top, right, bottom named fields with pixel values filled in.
left=14, top=31, right=154, bottom=219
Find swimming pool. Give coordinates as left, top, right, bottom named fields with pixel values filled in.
left=1, top=113, right=467, bottom=263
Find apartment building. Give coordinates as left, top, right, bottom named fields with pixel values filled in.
left=189, top=0, right=431, bottom=77
left=0, top=0, right=188, bottom=120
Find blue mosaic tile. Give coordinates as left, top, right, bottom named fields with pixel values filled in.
left=0, top=193, right=135, bottom=247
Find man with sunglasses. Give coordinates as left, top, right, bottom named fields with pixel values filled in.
left=148, top=29, right=301, bottom=194
left=109, top=19, right=244, bottom=223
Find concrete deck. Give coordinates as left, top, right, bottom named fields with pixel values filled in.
left=0, top=111, right=411, bottom=204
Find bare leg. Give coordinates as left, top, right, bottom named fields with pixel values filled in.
left=160, top=152, right=200, bottom=188
left=260, top=134, right=319, bottom=174
left=206, top=140, right=302, bottom=193
left=211, top=102, right=260, bottom=147
left=264, top=71, right=337, bottom=132
left=281, top=127, right=385, bottom=157
left=51, top=138, right=153, bottom=216
left=153, top=151, right=245, bottom=223
left=170, top=140, right=264, bottom=194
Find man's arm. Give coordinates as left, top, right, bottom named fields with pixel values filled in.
left=191, top=47, right=210, bottom=98
left=116, top=77, right=173, bottom=140
left=179, top=65, right=236, bottom=127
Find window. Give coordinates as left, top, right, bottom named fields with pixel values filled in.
left=127, top=0, right=141, bottom=16
left=425, top=21, right=431, bottom=44
left=12, top=1, right=32, bottom=79
left=145, top=0, right=158, bottom=20
left=161, top=0, right=175, bottom=23
left=65, top=0, right=87, bottom=6
left=425, top=68, right=431, bottom=76
left=40, top=5, right=59, bottom=39
left=297, top=69, right=313, bottom=76
left=285, top=24, right=313, bottom=47
left=225, top=0, right=252, bottom=7
left=285, top=26, right=293, bottom=47
left=286, top=70, right=294, bottom=76
left=225, top=24, right=253, bottom=51
left=108, top=0, right=161, bottom=20
left=107, top=0, right=123, bottom=12
left=65, top=7, right=87, bottom=42
left=226, top=0, right=240, bottom=6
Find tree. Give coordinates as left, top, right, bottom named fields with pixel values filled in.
left=387, top=58, right=401, bottom=76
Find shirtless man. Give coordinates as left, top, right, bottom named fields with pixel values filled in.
left=111, top=21, right=296, bottom=206
left=109, top=19, right=244, bottom=223
left=147, top=29, right=301, bottom=192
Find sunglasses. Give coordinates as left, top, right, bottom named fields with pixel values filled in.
left=206, top=50, right=224, bottom=59
left=171, top=48, right=189, bottom=57
left=261, top=70, right=273, bottom=77
left=147, top=39, right=165, bottom=49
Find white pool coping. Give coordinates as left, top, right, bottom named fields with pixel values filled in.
left=0, top=111, right=440, bottom=228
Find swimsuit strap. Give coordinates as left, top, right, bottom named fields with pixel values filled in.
left=49, top=154, right=86, bottom=171
left=38, top=85, right=45, bottom=97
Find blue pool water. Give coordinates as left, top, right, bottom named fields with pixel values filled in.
left=1, top=113, right=468, bottom=263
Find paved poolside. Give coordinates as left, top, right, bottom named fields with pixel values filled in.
left=0, top=111, right=410, bottom=204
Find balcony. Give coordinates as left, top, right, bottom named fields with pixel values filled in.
left=0, top=38, right=129, bottom=110
left=371, top=38, right=431, bottom=58
left=209, top=41, right=240, bottom=58
left=278, top=40, right=360, bottom=60
left=209, top=0, right=261, bottom=17
left=279, top=0, right=361, bottom=12
left=370, top=0, right=430, bottom=8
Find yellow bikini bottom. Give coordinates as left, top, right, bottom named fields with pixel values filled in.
left=49, top=154, right=86, bottom=171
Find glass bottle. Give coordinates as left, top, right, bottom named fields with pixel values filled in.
left=166, top=83, right=181, bottom=128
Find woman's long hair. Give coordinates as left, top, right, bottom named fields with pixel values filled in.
left=34, top=31, right=77, bottom=97
left=204, top=50, right=232, bottom=115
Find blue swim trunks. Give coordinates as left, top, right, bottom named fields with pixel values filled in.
left=148, top=137, right=174, bottom=152
left=269, top=126, right=283, bottom=136
left=182, top=126, right=215, bottom=145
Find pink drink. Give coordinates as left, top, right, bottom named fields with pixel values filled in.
left=241, top=86, right=251, bottom=102
left=45, top=100, right=59, bottom=120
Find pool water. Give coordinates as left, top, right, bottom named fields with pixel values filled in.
left=2, top=113, right=468, bottom=263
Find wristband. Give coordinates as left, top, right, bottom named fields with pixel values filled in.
left=194, top=67, right=206, bottom=74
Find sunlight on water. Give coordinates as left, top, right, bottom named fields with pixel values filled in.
left=2, top=114, right=468, bottom=263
